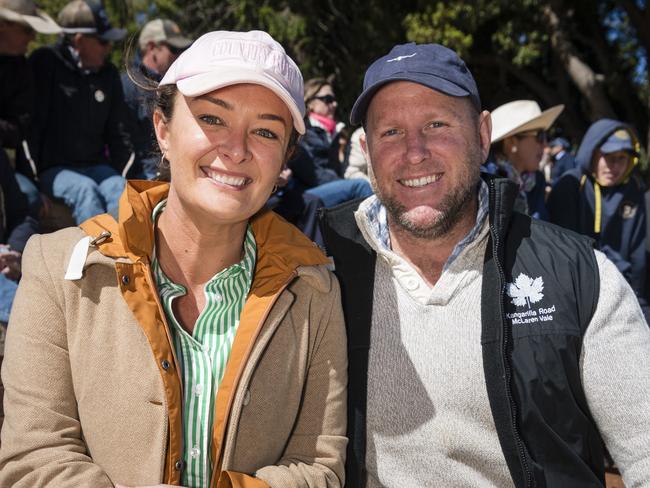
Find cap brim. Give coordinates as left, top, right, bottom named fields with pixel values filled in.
left=0, top=8, right=61, bottom=34
left=173, top=68, right=306, bottom=134
left=600, top=142, right=637, bottom=155
left=350, top=73, right=474, bottom=126
left=491, top=105, right=564, bottom=143
left=166, top=36, right=193, bottom=49
left=99, top=28, right=126, bottom=42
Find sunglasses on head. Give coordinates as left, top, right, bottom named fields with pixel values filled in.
left=516, top=130, right=547, bottom=143
left=313, top=94, right=337, bottom=104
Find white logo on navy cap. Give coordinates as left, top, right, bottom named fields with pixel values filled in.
left=386, top=53, right=417, bottom=63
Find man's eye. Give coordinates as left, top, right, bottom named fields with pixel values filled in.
left=428, top=121, right=446, bottom=129
left=255, top=128, right=278, bottom=139
left=381, top=128, right=399, bottom=137
left=199, top=115, right=223, bottom=125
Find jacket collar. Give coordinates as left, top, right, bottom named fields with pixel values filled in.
left=80, top=180, right=329, bottom=293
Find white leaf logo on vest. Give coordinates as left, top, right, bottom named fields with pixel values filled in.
left=506, top=273, right=556, bottom=324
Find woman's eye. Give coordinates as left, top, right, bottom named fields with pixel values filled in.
left=199, top=115, right=223, bottom=125
left=255, top=128, right=278, bottom=140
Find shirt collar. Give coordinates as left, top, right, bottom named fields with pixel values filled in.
left=356, top=179, right=489, bottom=271
left=150, top=199, right=257, bottom=288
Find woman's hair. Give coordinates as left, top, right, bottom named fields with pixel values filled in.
left=491, top=139, right=506, bottom=160
left=303, top=77, right=331, bottom=105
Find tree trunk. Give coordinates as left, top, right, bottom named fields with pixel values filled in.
left=543, top=3, right=617, bottom=121
left=615, top=0, right=650, bottom=154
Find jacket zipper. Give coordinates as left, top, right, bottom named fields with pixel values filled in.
left=210, top=271, right=297, bottom=485
left=489, top=179, right=534, bottom=488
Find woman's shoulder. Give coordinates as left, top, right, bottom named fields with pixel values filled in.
left=22, top=226, right=108, bottom=280
left=293, top=264, right=337, bottom=294
left=24, top=227, right=86, bottom=260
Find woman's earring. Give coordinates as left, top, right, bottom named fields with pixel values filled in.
left=156, top=152, right=171, bottom=181
left=511, top=146, right=518, bottom=154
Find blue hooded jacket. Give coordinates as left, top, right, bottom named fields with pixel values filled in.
left=548, top=119, right=647, bottom=303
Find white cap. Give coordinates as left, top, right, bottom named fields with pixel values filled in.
left=490, top=100, right=564, bottom=143
left=0, top=0, right=61, bottom=34
left=160, top=30, right=306, bottom=134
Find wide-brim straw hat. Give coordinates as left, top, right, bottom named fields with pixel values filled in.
left=490, top=100, right=564, bottom=143
left=0, top=0, right=61, bottom=34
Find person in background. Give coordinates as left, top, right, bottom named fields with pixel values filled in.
left=320, top=41, right=650, bottom=487
left=289, top=77, right=373, bottom=207
left=0, top=152, right=38, bottom=328
left=548, top=119, right=649, bottom=322
left=122, top=18, right=192, bottom=180
left=547, top=136, right=576, bottom=184
left=344, top=126, right=369, bottom=182
left=26, top=0, right=132, bottom=225
left=0, top=0, right=60, bottom=217
left=0, top=0, right=58, bottom=331
left=489, top=100, right=564, bottom=220
left=0, top=29, right=347, bottom=488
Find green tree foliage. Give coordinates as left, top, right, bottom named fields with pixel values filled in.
left=27, top=0, right=650, bottom=159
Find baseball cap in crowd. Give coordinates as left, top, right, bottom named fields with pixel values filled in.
left=600, top=129, right=638, bottom=155
left=350, top=42, right=481, bottom=125
left=0, top=0, right=60, bottom=34
left=549, top=136, right=570, bottom=149
left=138, top=19, right=192, bottom=52
left=58, top=0, right=125, bottom=42
left=490, top=100, right=564, bottom=143
left=160, top=30, right=306, bottom=134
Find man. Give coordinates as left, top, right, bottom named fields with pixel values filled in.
left=547, top=136, right=576, bottom=184
left=548, top=120, right=649, bottom=322
left=320, top=43, right=650, bottom=487
left=26, top=0, right=132, bottom=224
left=0, top=0, right=60, bottom=217
left=0, top=0, right=58, bottom=334
left=121, top=18, right=192, bottom=179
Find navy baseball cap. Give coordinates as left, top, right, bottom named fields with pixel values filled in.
left=549, top=137, right=570, bottom=149
left=350, top=42, right=481, bottom=125
left=600, top=129, right=637, bottom=155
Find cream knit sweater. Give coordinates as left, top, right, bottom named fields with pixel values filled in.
left=355, top=209, right=650, bottom=488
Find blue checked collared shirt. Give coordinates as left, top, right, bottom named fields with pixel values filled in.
left=364, top=180, right=489, bottom=271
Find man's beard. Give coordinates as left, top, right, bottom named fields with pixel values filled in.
left=371, top=155, right=481, bottom=240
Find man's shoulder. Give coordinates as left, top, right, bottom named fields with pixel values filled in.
left=515, top=211, right=595, bottom=248
left=28, top=45, right=59, bottom=65
left=320, top=197, right=374, bottom=259
left=321, top=198, right=364, bottom=236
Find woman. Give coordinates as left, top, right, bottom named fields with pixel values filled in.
left=288, top=77, right=372, bottom=207
left=489, top=100, right=564, bottom=220
left=0, top=30, right=347, bottom=488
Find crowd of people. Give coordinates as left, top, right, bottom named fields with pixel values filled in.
left=0, top=0, right=649, bottom=487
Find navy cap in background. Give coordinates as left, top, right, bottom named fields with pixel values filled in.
left=549, top=137, right=571, bottom=149
left=600, top=129, right=637, bottom=155
left=350, top=42, right=481, bottom=125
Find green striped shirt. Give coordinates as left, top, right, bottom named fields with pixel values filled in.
left=151, top=200, right=256, bottom=488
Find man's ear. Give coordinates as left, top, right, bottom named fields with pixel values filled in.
left=478, top=110, right=492, bottom=162
left=73, top=33, right=84, bottom=48
left=360, top=131, right=368, bottom=158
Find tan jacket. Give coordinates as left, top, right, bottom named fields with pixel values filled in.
left=0, top=181, right=347, bottom=488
